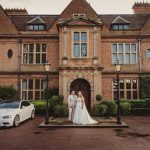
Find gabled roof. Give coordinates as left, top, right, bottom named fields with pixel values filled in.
left=59, top=0, right=99, bottom=20
left=10, top=15, right=59, bottom=31
left=27, top=16, right=46, bottom=24
left=112, top=16, right=130, bottom=24
left=0, top=5, right=18, bottom=34
left=100, top=14, right=150, bottom=30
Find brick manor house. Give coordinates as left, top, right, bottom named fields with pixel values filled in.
left=0, top=0, right=150, bottom=110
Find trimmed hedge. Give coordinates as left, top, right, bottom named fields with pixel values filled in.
left=31, top=100, right=46, bottom=115
left=121, top=99, right=150, bottom=115
left=31, top=95, right=66, bottom=116
left=127, top=99, right=150, bottom=108
left=32, top=98, right=150, bottom=117
left=92, top=99, right=150, bottom=116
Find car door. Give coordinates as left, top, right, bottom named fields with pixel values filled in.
left=20, top=101, right=30, bottom=121
left=24, top=101, right=32, bottom=119
left=20, top=101, right=27, bottom=121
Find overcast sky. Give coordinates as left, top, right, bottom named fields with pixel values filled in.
left=0, top=0, right=150, bottom=14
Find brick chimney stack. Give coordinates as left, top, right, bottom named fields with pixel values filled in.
left=132, top=1, right=150, bottom=14
left=5, top=8, right=28, bottom=16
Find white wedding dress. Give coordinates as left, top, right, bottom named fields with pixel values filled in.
left=73, top=97, right=97, bottom=124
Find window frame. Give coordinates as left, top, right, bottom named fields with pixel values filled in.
left=73, top=14, right=86, bottom=18
left=22, top=43, right=47, bottom=64
left=112, top=24, right=129, bottom=30
left=112, top=43, right=137, bottom=64
left=72, top=31, right=89, bottom=58
left=112, top=78, right=139, bottom=100
left=26, top=24, right=46, bottom=31
left=21, top=79, right=46, bottom=101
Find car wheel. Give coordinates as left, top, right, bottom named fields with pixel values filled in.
left=31, top=110, right=35, bottom=119
left=14, top=115, right=20, bottom=127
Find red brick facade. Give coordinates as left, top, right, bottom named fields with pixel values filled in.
left=0, top=0, right=150, bottom=109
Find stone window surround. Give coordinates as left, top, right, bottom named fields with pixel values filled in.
left=112, top=43, right=138, bottom=64
left=21, top=78, right=46, bottom=100
left=72, top=31, right=89, bottom=58
left=113, top=78, right=139, bottom=100
left=22, top=43, right=47, bottom=64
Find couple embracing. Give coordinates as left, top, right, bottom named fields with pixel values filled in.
left=68, top=91, right=97, bottom=125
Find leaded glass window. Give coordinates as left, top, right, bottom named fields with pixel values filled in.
left=21, top=79, right=46, bottom=100
left=73, top=32, right=87, bottom=58
left=112, top=43, right=137, bottom=64
left=23, top=44, right=47, bottom=64
left=113, top=79, right=138, bottom=100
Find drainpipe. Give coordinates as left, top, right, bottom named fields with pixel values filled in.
left=137, top=38, right=142, bottom=72
left=17, top=38, right=22, bottom=100
left=137, top=37, right=142, bottom=99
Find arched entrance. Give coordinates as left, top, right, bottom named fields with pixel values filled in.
left=70, top=79, right=91, bottom=112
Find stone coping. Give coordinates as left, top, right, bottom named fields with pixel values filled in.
left=39, top=117, right=128, bottom=128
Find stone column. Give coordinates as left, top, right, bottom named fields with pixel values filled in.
left=63, top=27, right=67, bottom=57
left=93, top=27, right=97, bottom=57
left=93, top=69, right=102, bottom=104
left=62, top=70, right=68, bottom=103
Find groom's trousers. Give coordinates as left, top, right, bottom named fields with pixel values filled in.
left=69, top=105, right=76, bottom=121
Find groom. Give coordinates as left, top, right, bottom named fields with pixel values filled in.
left=68, top=91, right=77, bottom=122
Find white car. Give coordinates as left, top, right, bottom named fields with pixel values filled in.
left=0, top=100, right=35, bottom=127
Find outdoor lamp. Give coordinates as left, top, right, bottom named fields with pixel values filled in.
left=114, top=59, right=122, bottom=124
left=44, top=62, right=51, bottom=72
left=115, top=59, right=122, bottom=72
left=43, top=62, right=51, bottom=125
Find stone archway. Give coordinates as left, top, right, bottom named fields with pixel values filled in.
left=70, top=79, right=91, bottom=112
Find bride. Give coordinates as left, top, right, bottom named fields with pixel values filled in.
left=73, top=91, right=97, bottom=124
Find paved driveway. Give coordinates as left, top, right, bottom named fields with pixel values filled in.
left=0, top=116, right=150, bottom=150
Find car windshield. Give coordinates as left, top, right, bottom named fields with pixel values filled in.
left=0, top=101, right=20, bottom=109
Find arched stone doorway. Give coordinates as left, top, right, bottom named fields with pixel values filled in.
left=70, top=79, right=91, bottom=112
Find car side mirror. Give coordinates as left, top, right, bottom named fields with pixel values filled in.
left=22, top=106, right=26, bottom=109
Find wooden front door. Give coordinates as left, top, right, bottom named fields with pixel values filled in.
left=70, top=79, right=91, bottom=112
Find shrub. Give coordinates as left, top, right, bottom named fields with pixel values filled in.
left=92, top=104, right=100, bottom=117
left=49, top=96, right=63, bottom=106
left=145, top=99, right=150, bottom=108
left=31, top=100, right=46, bottom=115
left=120, top=102, right=131, bottom=115
left=96, top=94, right=102, bottom=101
left=49, top=96, right=64, bottom=116
left=98, top=104, right=108, bottom=116
left=31, top=99, right=68, bottom=116
left=101, top=100, right=117, bottom=116
left=140, top=75, right=150, bottom=98
left=0, top=85, right=17, bottom=100
left=92, top=104, right=108, bottom=117
left=128, top=100, right=146, bottom=108
left=54, top=104, right=68, bottom=117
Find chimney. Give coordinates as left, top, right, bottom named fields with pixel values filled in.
left=5, top=8, right=28, bottom=16
left=132, top=2, right=150, bottom=14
